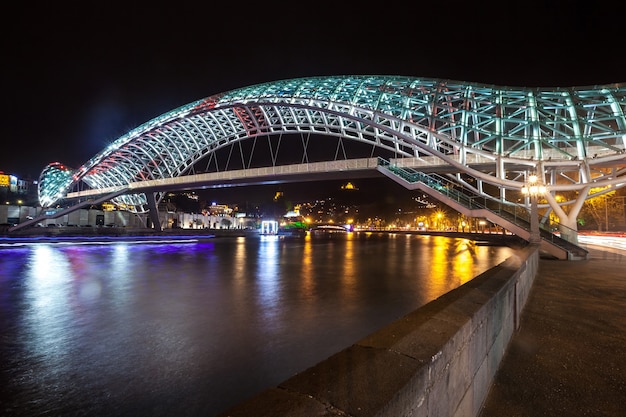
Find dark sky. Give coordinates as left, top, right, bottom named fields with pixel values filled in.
left=2, top=1, right=624, bottom=181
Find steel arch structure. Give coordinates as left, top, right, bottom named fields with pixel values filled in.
left=39, top=75, right=626, bottom=229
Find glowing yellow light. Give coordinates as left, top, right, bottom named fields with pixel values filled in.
left=522, top=173, right=546, bottom=196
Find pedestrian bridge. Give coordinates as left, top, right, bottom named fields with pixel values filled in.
left=20, top=76, right=626, bottom=255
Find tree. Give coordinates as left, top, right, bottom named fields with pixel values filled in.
left=579, top=189, right=623, bottom=231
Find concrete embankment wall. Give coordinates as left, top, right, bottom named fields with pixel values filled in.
left=220, top=246, right=539, bottom=417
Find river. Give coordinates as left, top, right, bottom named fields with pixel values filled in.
left=0, top=232, right=516, bottom=416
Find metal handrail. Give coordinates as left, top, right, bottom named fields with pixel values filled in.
left=377, top=157, right=584, bottom=254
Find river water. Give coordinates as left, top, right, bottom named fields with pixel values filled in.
left=0, top=232, right=516, bottom=416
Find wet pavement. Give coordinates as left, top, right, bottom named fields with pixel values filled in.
left=479, top=245, right=626, bottom=417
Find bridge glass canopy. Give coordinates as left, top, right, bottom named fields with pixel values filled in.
left=39, top=76, right=626, bottom=212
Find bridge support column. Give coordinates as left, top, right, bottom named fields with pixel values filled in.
left=145, top=192, right=162, bottom=231
left=544, top=189, right=587, bottom=246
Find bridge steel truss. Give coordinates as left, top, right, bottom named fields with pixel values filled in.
left=37, top=75, right=626, bottom=235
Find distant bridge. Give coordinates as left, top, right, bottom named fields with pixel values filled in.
left=16, top=76, right=626, bottom=255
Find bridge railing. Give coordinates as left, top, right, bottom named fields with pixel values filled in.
left=376, top=158, right=581, bottom=251
left=378, top=157, right=531, bottom=223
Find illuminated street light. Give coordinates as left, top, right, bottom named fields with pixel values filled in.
left=521, top=174, right=547, bottom=244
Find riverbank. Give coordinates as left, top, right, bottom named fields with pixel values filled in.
left=1, top=226, right=253, bottom=238
left=0, top=227, right=527, bottom=248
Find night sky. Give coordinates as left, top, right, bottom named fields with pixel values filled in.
left=3, top=1, right=624, bottom=182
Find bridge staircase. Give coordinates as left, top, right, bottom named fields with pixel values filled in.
left=377, top=158, right=588, bottom=260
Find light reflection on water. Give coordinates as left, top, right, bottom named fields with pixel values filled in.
left=0, top=234, right=515, bottom=416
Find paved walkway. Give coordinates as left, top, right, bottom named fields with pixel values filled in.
left=479, top=245, right=626, bottom=417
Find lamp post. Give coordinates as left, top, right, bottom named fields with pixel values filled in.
left=17, top=199, right=23, bottom=224
left=521, top=174, right=546, bottom=245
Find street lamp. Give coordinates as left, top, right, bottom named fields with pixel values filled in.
left=521, top=174, right=547, bottom=245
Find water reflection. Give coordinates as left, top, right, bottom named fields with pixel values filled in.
left=300, top=234, right=314, bottom=298
left=25, top=245, right=74, bottom=370
left=257, top=236, right=280, bottom=325
left=1, top=235, right=515, bottom=416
